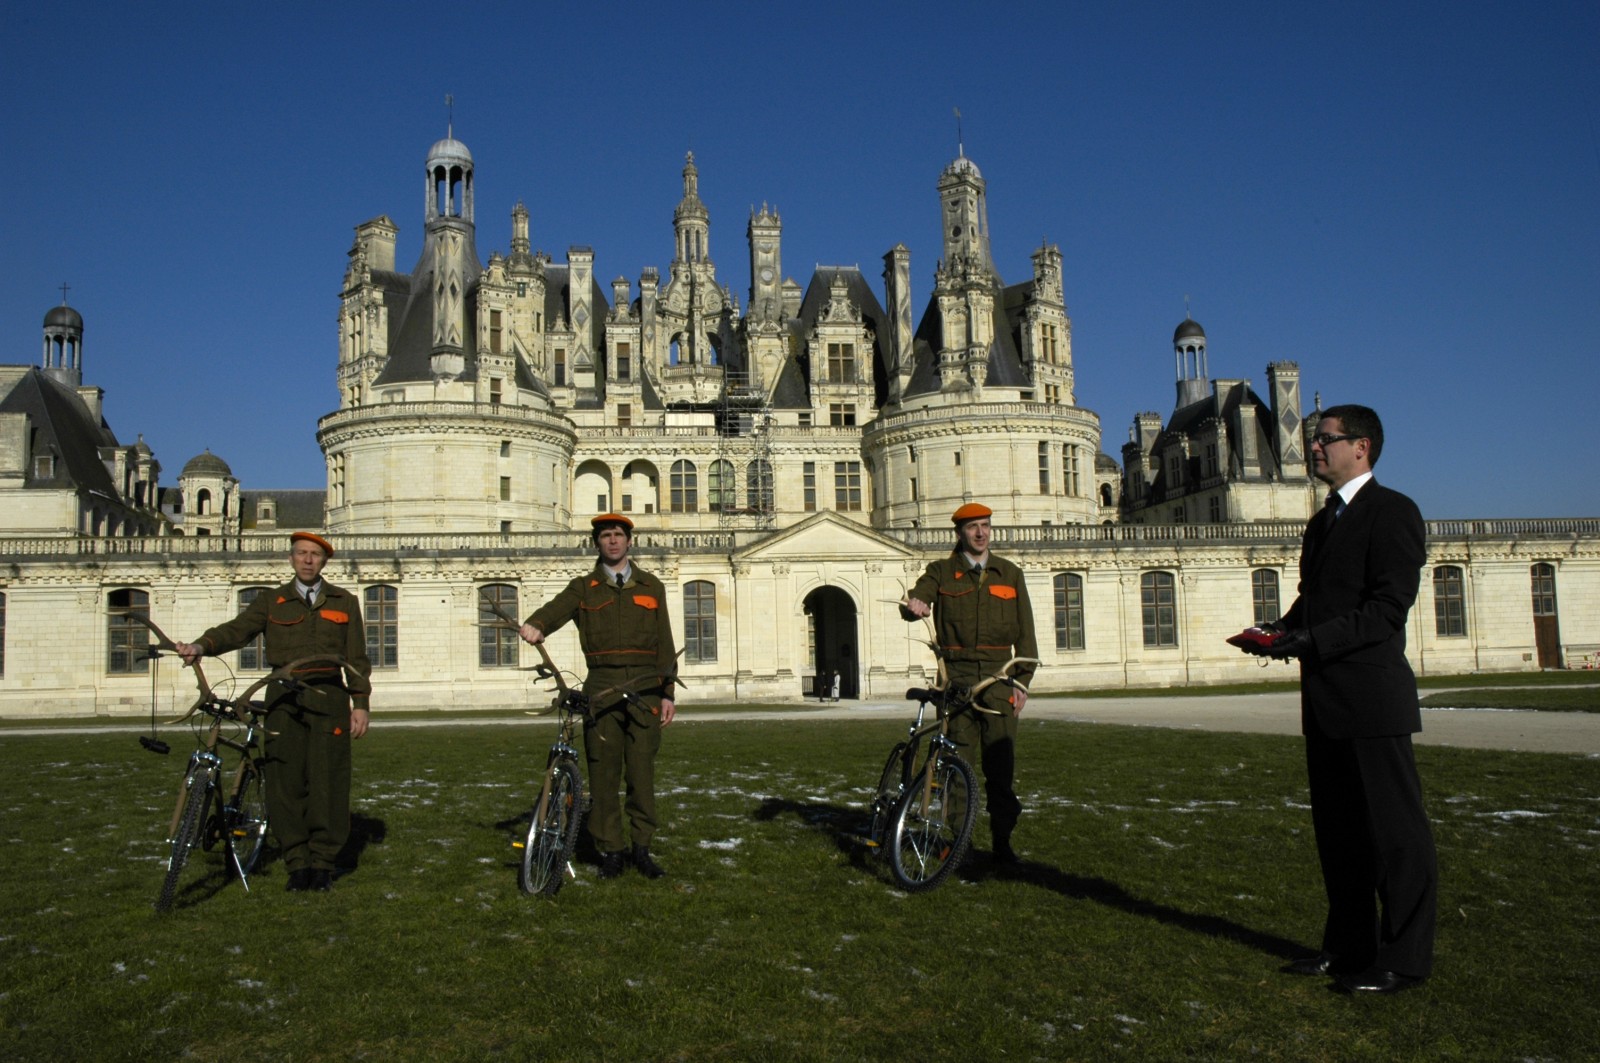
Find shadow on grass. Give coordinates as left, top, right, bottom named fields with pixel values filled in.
left=991, top=858, right=1308, bottom=961
left=750, top=796, right=904, bottom=877
left=333, top=813, right=387, bottom=880
left=754, top=796, right=1308, bottom=962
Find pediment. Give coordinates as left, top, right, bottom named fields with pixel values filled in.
left=734, top=511, right=918, bottom=563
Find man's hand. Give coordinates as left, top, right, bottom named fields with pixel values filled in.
left=519, top=624, right=543, bottom=645
left=902, top=596, right=932, bottom=619
left=1264, top=628, right=1314, bottom=660
left=659, top=698, right=676, bottom=726
left=173, top=641, right=204, bottom=666
left=1011, top=688, right=1029, bottom=717
left=349, top=708, right=370, bottom=739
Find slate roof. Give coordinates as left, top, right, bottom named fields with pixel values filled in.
left=0, top=367, right=119, bottom=494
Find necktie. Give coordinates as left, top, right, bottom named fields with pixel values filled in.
left=615, top=572, right=625, bottom=588
left=1326, top=492, right=1344, bottom=521
left=303, top=586, right=315, bottom=608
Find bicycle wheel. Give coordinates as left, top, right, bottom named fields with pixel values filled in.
left=156, top=764, right=212, bottom=912
left=226, top=758, right=270, bottom=881
left=520, top=759, right=584, bottom=897
left=888, top=751, right=978, bottom=893
left=867, top=741, right=910, bottom=847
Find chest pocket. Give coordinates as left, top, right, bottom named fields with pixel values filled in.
left=632, top=594, right=659, bottom=610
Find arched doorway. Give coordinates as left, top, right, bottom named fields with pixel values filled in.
left=803, top=586, right=859, bottom=700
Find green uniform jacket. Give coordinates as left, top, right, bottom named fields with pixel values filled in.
left=906, top=552, right=1039, bottom=692
left=525, top=563, right=678, bottom=705
left=198, top=582, right=373, bottom=710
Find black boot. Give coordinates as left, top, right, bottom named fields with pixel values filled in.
left=598, top=851, right=627, bottom=879
left=631, top=844, right=665, bottom=880
left=993, top=835, right=1020, bottom=866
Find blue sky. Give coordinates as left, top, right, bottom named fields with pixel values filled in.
left=3, top=0, right=1596, bottom=519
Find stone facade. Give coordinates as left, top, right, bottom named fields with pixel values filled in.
left=3, top=132, right=1597, bottom=716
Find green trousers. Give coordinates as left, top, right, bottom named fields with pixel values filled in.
left=264, top=697, right=353, bottom=872
left=582, top=697, right=663, bottom=853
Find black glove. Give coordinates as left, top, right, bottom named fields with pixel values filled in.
left=1264, top=628, right=1314, bottom=660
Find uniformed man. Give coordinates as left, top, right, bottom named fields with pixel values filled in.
left=519, top=514, right=679, bottom=880
left=901, top=502, right=1038, bottom=865
left=176, top=531, right=372, bottom=893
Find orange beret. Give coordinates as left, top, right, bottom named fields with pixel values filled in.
left=951, top=503, right=992, bottom=525
left=290, top=531, right=335, bottom=558
left=590, top=513, right=634, bottom=532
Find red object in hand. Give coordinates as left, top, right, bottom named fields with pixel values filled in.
left=1226, top=628, right=1277, bottom=650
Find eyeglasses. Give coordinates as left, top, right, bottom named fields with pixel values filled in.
left=1310, top=433, right=1362, bottom=448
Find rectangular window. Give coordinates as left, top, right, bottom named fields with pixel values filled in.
left=910, top=477, right=918, bottom=502
left=829, top=403, right=856, bottom=427
left=1038, top=442, right=1051, bottom=494
left=1065, top=445, right=1080, bottom=496
left=1053, top=573, right=1084, bottom=651
left=621, top=494, right=633, bottom=512
left=798, top=412, right=812, bottom=428
left=365, top=585, right=399, bottom=669
left=0, top=591, right=6, bottom=677
left=1433, top=566, right=1466, bottom=637
left=616, top=342, right=631, bottom=381
left=500, top=440, right=511, bottom=458
left=554, top=349, right=567, bottom=386
left=490, top=310, right=503, bottom=354
left=1209, top=496, right=1222, bottom=522
left=834, top=461, right=862, bottom=511
left=34, top=454, right=54, bottom=479
left=617, top=403, right=632, bottom=428
left=1251, top=569, right=1281, bottom=626
left=802, top=462, right=817, bottom=511
left=107, top=588, right=151, bottom=674
left=237, top=588, right=269, bottom=670
left=827, top=342, right=856, bottom=383
left=1140, top=572, right=1178, bottom=648
left=500, top=476, right=511, bottom=501
left=683, top=580, right=718, bottom=663
left=478, top=584, right=519, bottom=668
left=489, top=377, right=502, bottom=406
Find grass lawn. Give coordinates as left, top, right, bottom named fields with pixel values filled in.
left=2, top=718, right=1597, bottom=1061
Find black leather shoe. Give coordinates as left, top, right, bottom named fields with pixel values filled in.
left=1337, top=968, right=1426, bottom=994
left=631, top=845, right=665, bottom=880
left=598, top=851, right=627, bottom=879
left=992, top=839, right=1020, bottom=866
left=285, top=868, right=312, bottom=893
left=1281, top=953, right=1338, bottom=976
left=309, top=869, right=333, bottom=892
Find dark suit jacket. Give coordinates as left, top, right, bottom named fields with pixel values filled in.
left=1279, top=480, right=1426, bottom=740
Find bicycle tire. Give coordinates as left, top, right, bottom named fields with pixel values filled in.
left=888, top=751, right=978, bottom=893
left=156, top=764, right=212, bottom=912
left=868, top=741, right=910, bottom=847
left=520, top=759, right=584, bottom=897
left=226, top=758, right=270, bottom=881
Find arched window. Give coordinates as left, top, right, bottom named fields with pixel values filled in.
left=671, top=460, right=698, bottom=513
left=1053, top=573, right=1084, bottom=651
left=107, top=588, right=151, bottom=674
left=365, top=585, right=400, bottom=668
left=196, top=488, right=212, bottom=515
left=746, top=460, right=774, bottom=513
left=478, top=583, right=519, bottom=668
left=236, top=587, right=270, bottom=670
left=1251, top=569, right=1281, bottom=626
left=708, top=460, right=736, bottom=513
left=683, top=581, right=717, bottom=663
left=1140, top=572, right=1177, bottom=648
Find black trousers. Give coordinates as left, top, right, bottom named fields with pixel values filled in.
left=1304, top=715, right=1438, bottom=976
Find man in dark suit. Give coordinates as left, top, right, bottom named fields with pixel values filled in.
left=1239, top=404, right=1436, bottom=994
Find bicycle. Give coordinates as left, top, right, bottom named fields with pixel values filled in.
left=866, top=640, right=1038, bottom=892
left=122, top=612, right=363, bottom=912
left=479, top=591, right=678, bottom=896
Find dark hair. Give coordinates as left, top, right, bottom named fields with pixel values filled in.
left=590, top=521, right=633, bottom=545
left=1320, top=403, right=1384, bottom=466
